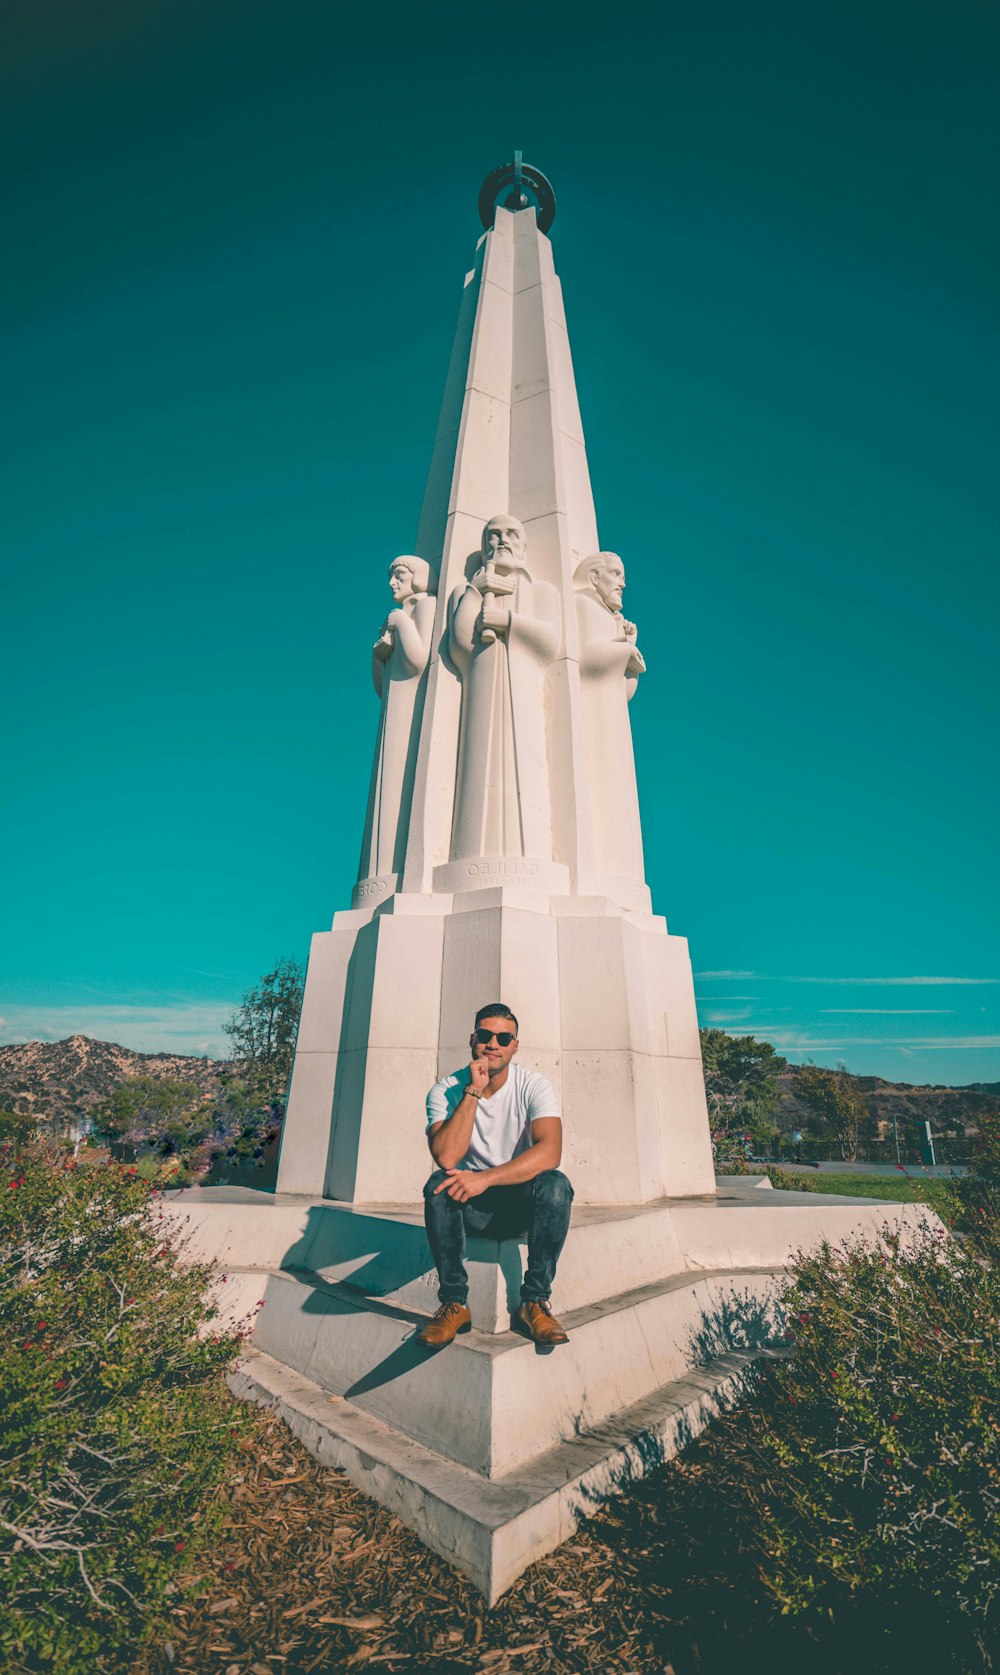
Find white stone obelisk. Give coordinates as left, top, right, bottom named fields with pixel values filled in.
left=277, top=178, right=715, bottom=1206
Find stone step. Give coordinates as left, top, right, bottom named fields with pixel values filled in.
left=166, top=1186, right=936, bottom=1335
left=232, top=1340, right=782, bottom=1603
left=250, top=1264, right=783, bottom=1477
left=165, top=1191, right=689, bottom=1333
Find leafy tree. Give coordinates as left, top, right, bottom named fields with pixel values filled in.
left=794, top=1063, right=875, bottom=1162
left=93, top=1075, right=211, bottom=1161
left=223, top=956, right=304, bottom=1106
left=202, top=1071, right=282, bottom=1177
left=700, top=1029, right=787, bottom=1160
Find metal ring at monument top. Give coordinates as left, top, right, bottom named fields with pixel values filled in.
left=478, top=154, right=556, bottom=234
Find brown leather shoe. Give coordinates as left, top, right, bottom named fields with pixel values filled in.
left=417, top=1302, right=471, bottom=1347
left=516, top=1300, right=569, bottom=1346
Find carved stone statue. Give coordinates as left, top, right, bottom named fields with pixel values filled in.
left=357, top=555, right=437, bottom=897
left=447, top=516, right=560, bottom=863
left=573, top=552, right=646, bottom=897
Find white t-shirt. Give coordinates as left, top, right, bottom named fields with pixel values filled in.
left=425, top=1061, right=560, bottom=1172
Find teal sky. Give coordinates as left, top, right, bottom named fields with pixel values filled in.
left=3, top=0, right=998, bottom=1085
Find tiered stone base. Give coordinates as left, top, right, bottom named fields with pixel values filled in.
left=232, top=1339, right=767, bottom=1604
left=165, top=1181, right=938, bottom=1600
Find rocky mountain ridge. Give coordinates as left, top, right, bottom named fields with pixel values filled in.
left=0, top=1035, right=225, bottom=1128
left=1, top=1034, right=995, bottom=1137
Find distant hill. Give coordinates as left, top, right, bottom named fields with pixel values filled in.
left=0, top=1035, right=226, bottom=1130
left=779, top=1065, right=997, bottom=1139
left=3, top=1034, right=997, bottom=1142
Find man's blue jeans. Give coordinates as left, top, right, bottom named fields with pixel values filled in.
left=423, top=1168, right=574, bottom=1306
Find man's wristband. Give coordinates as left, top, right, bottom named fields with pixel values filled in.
left=465, top=1087, right=483, bottom=1100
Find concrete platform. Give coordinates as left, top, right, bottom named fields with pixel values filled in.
left=164, top=1179, right=936, bottom=1333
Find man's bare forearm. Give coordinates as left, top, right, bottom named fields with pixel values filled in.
left=474, top=1140, right=560, bottom=1187
left=428, top=1091, right=481, bottom=1168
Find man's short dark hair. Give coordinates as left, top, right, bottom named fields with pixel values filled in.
left=474, top=1001, right=519, bottom=1034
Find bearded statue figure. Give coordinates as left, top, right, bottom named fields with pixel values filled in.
left=356, top=554, right=437, bottom=897
left=446, top=515, right=560, bottom=865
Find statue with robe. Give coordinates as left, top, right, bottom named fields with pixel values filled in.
left=447, top=516, right=560, bottom=863
left=357, top=555, right=437, bottom=896
left=573, top=552, right=647, bottom=900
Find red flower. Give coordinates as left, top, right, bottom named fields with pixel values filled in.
left=225, top=1561, right=236, bottom=1572
left=55, top=1379, right=67, bottom=1390
left=23, top=1340, right=33, bottom=1351
left=174, top=1540, right=185, bottom=1553
left=37, top=1321, right=47, bottom=1331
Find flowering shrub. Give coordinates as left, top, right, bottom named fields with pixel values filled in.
left=0, top=1139, right=258, bottom=1673
left=700, top=1205, right=999, bottom=1669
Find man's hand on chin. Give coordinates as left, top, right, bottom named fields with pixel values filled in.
left=434, top=1168, right=490, bottom=1201
left=468, top=1057, right=490, bottom=1093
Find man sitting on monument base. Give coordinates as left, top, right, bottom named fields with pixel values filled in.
left=419, top=1003, right=573, bottom=1349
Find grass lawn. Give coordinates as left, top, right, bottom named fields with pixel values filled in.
left=766, top=1166, right=956, bottom=1218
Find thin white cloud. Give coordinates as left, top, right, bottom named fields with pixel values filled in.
left=727, top=1028, right=1000, bottom=1051
left=820, top=1009, right=954, bottom=1015
left=788, top=976, right=998, bottom=986
left=695, top=970, right=757, bottom=979
left=0, top=1005, right=234, bottom=1059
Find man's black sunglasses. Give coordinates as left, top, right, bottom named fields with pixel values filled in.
left=473, top=1027, right=516, bottom=1047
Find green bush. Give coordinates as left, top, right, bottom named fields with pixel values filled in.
left=971, top=1109, right=1000, bottom=1184
left=700, top=1204, right=999, bottom=1669
left=0, top=1111, right=37, bottom=1145
left=93, top=1072, right=283, bottom=1187
left=0, top=1138, right=259, bottom=1674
